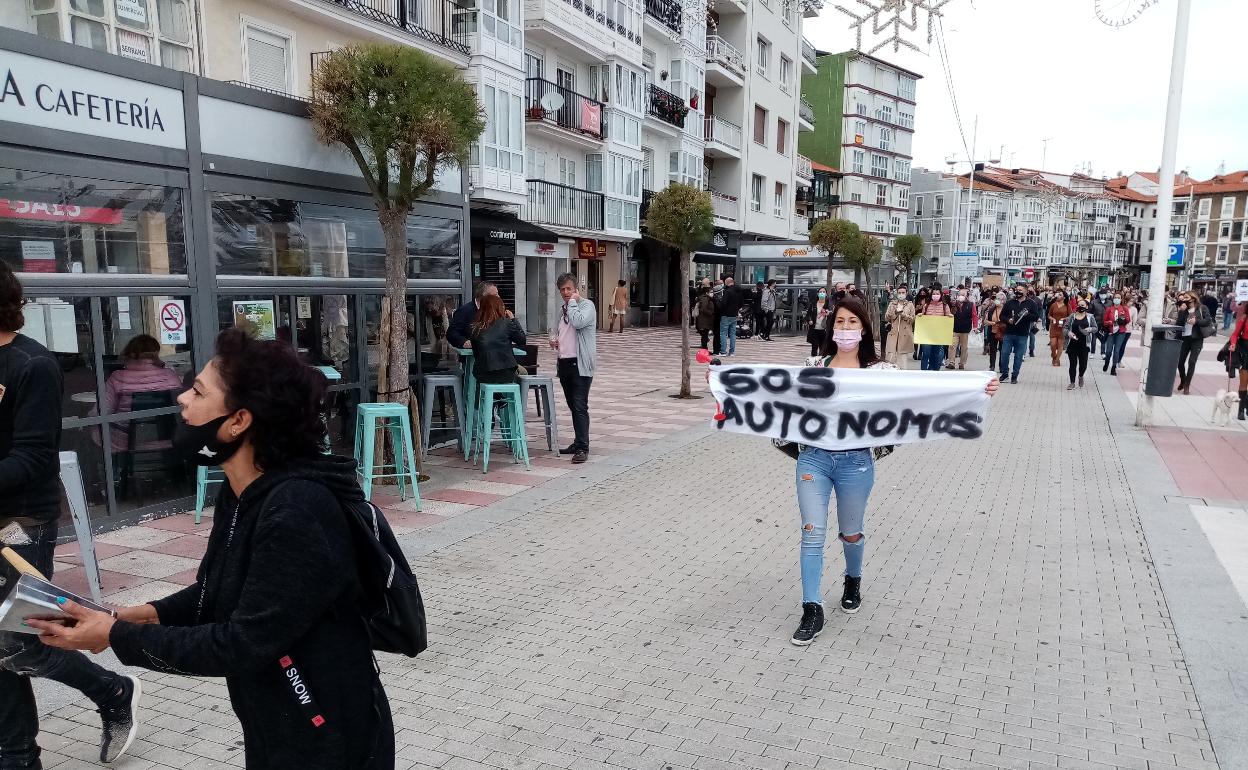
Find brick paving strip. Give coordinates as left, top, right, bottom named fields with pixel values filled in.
left=31, top=331, right=1244, bottom=769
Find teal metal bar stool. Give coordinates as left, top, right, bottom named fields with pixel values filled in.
left=194, top=466, right=225, bottom=525
left=454, top=348, right=477, bottom=460
left=353, top=402, right=421, bottom=507
left=471, top=383, right=531, bottom=474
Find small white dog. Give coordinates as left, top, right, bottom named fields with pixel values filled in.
left=1212, top=389, right=1240, bottom=426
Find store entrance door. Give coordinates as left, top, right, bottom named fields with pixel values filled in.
left=572, top=258, right=602, bottom=325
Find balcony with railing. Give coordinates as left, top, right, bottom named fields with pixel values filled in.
left=647, top=83, right=686, bottom=129
left=709, top=190, right=738, bottom=222
left=796, top=154, right=813, bottom=181
left=525, top=78, right=606, bottom=141
left=703, top=115, right=742, bottom=154
left=798, top=97, right=815, bottom=127
left=705, top=35, right=745, bottom=82
left=793, top=213, right=810, bottom=237
left=325, top=0, right=471, bottom=55
left=645, top=0, right=682, bottom=34
left=801, top=38, right=818, bottom=71
left=522, top=180, right=605, bottom=231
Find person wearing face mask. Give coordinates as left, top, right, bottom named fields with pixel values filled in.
left=806, top=288, right=831, bottom=356
left=789, top=298, right=999, bottom=645
left=1065, top=299, right=1098, bottom=389
left=944, top=288, right=978, bottom=370
left=999, top=285, right=1039, bottom=384
left=916, top=287, right=953, bottom=371
left=1175, top=291, right=1214, bottom=394
left=983, top=292, right=1006, bottom=371
left=30, top=328, right=396, bottom=770
left=911, top=287, right=931, bottom=360
left=1101, top=293, right=1132, bottom=375
left=1088, top=291, right=1107, bottom=355
left=1047, top=289, right=1071, bottom=367
left=882, top=286, right=915, bottom=368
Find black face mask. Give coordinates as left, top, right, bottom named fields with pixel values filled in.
left=172, top=414, right=244, bottom=467
left=1014, top=293, right=1024, bottom=300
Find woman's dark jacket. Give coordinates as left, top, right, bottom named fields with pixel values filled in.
left=469, top=318, right=526, bottom=378
left=109, top=456, right=393, bottom=770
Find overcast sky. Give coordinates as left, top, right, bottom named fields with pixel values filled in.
left=802, top=0, right=1248, bottom=180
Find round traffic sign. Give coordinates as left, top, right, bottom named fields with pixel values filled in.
left=1022, top=267, right=1035, bottom=280
left=160, top=302, right=184, bottom=332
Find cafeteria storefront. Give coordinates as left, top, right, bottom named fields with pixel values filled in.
left=0, top=30, right=471, bottom=527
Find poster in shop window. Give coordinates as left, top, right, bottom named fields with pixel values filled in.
left=232, top=300, right=276, bottom=341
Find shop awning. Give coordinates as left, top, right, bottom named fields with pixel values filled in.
left=469, top=209, right=560, bottom=242
left=692, top=238, right=736, bottom=264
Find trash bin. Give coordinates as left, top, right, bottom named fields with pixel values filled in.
left=1144, top=324, right=1183, bottom=397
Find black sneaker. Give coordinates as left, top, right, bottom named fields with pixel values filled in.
left=1009, top=377, right=1018, bottom=385
left=571, top=450, right=589, bottom=464
left=841, top=577, right=862, bottom=614
left=790, top=602, right=824, bottom=646
left=559, top=445, right=578, bottom=455
left=99, top=675, right=141, bottom=763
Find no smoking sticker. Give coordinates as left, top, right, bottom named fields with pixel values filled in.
left=159, top=299, right=187, bottom=345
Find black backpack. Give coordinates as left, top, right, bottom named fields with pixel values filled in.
left=259, top=484, right=428, bottom=657
left=341, top=496, right=428, bottom=657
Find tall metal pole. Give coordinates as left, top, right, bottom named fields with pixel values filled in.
left=963, top=116, right=978, bottom=288
left=1136, top=0, right=1192, bottom=428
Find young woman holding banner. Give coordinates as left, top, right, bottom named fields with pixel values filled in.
left=791, top=298, right=999, bottom=646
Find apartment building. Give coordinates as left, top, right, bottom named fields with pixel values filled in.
left=1183, top=171, right=1248, bottom=294
left=799, top=49, right=919, bottom=279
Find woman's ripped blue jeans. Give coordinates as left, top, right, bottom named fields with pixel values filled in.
left=795, top=447, right=875, bottom=604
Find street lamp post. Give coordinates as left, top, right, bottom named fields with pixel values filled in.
left=947, top=121, right=1001, bottom=288
left=1136, top=0, right=1192, bottom=428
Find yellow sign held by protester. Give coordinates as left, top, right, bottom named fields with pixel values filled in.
left=914, top=315, right=954, bottom=346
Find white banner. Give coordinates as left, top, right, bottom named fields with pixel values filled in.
left=708, top=365, right=993, bottom=451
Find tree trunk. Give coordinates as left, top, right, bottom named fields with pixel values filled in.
left=678, top=249, right=692, bottom=398
left=379, top=208, right=425, bottom=476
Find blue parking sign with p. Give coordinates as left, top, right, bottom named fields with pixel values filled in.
left=1167, top=242, right=1184, bottom=266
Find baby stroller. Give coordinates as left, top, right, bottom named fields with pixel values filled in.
left=736, top=305, right=755, bottom=338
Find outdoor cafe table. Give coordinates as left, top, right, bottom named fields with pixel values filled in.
left=454, top=346, right=527, bottom=461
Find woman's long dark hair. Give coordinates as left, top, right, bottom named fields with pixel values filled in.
left=470, top=293, right=508, bottom=337
left=922, top=291, right=952, bottom=315
left=817, top=297, right=880, bottom=368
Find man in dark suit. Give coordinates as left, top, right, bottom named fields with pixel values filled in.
left=446, top=282, right=497, bottom=348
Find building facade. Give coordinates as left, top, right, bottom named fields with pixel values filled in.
left=0, top=27, right=469, bottom=526
left=799, top=48, right=919, bottom=280
left=1182, top=172, right=1248, bottom=294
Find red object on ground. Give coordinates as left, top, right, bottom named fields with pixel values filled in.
left=696, top=348, right=711, bottom=364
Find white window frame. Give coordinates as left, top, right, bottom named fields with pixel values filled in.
left=915, top=195, right=923, bottom=216
left=898, top=187, right=909, bottom=208
left=935, top=195, right=944, bottom=215
left=1198, top=198, right=1211, bottom=219
left=1221, top=196, right=1235, bottom=219
left=851, top=149, right=864, bottom=174
left=875, top=184, right=887, bottom=206
left=755, top=36, right=770, bottom=78
left=893, top=158, right=910, bottom=183
left=774, top=181, right=785, bottom=217
left=44, top=0, right=197, bottom=71
left=1195, top=244, right=1207, bottom=264
left=1220, top=221, right=1232, bottom=240
left=751, top=174, right=764, bottom=212
left=1217, top=244, right=1229, bottom=264
left=879, top=127, right=891, bottom=151
left=242, top=18, right=295, bottom=94
left=890, top=215, right=901, bottom=235
left=779, top=56, right=793, bottom=93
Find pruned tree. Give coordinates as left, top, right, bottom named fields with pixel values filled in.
left=810, top=218, right=861, bottom=292
left=645, top=184, right=715, bottom=398
left=845, top=234, right=884, bottom=334
left=311, top=44, right=483, bottom=470
left=892, top=233, right=923, bottom=289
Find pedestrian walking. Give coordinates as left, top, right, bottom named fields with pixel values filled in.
left=1175, top=290, right=1214, bottom=395
left=1223, top=290, right=1237, bottom=333
left=717, top=275, right=743, bottom=357
left=551, top=273, right=596, bottom=462
left=1065, top=299, right=1098, bottom=390
left=999, top=285, right=1039, bottom=384
left=1026, top=287, right=1041, bottom=358
left=806, top=288, right=830, bottom=357
left=694, top=285, right=717, bottom=351
left=1228, top=303, right=1248, bottom=419
left=945, top=288, right=977, bottom=370
left=607, top=279, right=628, bottom=333
left=984, top=293, right=1005, bottom=371
left=882, top=287, right=915, bottom=369
left=1202, top=289, right=1220, bottom=333
left=917, top=288, right=952, bottom=371
left=1048, top=288, right=1071, bottom=367
left=760, top=280, right=777, bottom=341
left=469, top=294, right=525, bottom=384
left=789, top=298, right=999, bottom=645
left=30, top=327, right=396, bottom=769
left=1101, top=292, right=1132, bottom=375
left=0, top=263, right=142, bottom=768
left=911, top=287, right=931, bottom=361
left=1088, top=290, right=1107, bottom=355
left=711, top=278, right=724, bottom=354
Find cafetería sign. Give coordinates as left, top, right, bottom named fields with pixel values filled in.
left=0, top=50, right=186, bottom=150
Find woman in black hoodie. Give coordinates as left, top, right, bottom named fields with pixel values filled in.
left=30, top=328, right=394, bottom=770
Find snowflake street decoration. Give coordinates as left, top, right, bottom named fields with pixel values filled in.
left=835, top=0, right=954, bottom=55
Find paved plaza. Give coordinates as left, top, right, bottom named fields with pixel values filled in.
left=30, top=328, right=1248, bottom=770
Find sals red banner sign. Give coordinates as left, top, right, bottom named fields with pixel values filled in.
left=0, top=198, right=123, bottom=225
